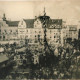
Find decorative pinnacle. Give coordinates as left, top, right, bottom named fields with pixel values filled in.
left=2, top=13, right=6, bottom=21
left=44, top=7, right=46, bottom=16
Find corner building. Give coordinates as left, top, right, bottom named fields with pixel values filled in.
left=0, top=13, right=78, bottom=46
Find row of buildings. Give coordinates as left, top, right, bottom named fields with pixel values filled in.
left=0, top=12, right=79, bottom=46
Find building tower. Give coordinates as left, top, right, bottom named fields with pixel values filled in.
left=2, top=13, right=6, bottom=21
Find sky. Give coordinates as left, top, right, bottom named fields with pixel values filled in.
left=0, top=0, right=80, bottom=24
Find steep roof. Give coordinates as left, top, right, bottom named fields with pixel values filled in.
left=48, top=19, right=62, bottom=29
left=50, top=19, right=62, bottom=25
left=24, top=19, right=34, bottom=28
left=38, top=16, right=62, bottom=29
left=38, top=16, right=62, bottom=25
left=6, top=18, right=62, bottom=29
left=6, top=19, right=34, bottom=28
left=6, top=21, right=19, bottom=26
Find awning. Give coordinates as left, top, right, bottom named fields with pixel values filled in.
left=0, top=54, right=8, bottom=63
left=9, top=41, right=14, bottom=44
left=0, top=47, right=4, bottom=52
left=16, top=47, right=26, bottom=52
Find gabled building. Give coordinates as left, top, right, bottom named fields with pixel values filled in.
left=0, top=12, right=79, bottom=46
left=0, top=13, right=65, bottom=46
left=68, top=25, right=78, bottom=40
left=61, top=25, right=78, bottom=45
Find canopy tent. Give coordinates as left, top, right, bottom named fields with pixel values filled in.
left=7, top=48, right=12, bottom=51
left=16, top=47, right=26, bottom=52
left=0, top=41, right=9, bottom=45
left=54, top=48, right=58, bottom=57
left=9, top=41, right=15, bottom=44
left=0, top=47, right=4, bottom=53
left=0, top=54, right=8, bottom=63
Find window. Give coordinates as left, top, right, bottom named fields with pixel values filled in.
left=4, top=30, right=6, bottom=33
left=21, top=21, right=23, bottom=25
left=50, top=30, right=51, bottom=33
left=10, top=30, right=12, bottom=32
left=26, top=35, right=28, bottom=38
left=35, top=31, right=36, bottom=33
left=56, top=40, right=58, bottom=43
left=16, top=30, right=18, bottom=34
left=3, top=36, right=5, bottom=40
left=54, top=36, right=56, bottom=38
left=39, top=31, right=41, bottom=33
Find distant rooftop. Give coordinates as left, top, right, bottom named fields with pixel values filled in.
left=6, top=20, right=19, bottom=26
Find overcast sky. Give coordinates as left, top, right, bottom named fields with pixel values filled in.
left=0, top=0, right=80, bottom=24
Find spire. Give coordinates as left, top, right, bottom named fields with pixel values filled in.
left=44, top=7, right=46, bottom=16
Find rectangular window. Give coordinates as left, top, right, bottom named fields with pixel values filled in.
left=10, top=30, right=12, bottom=32
left=35, top=31, right=36, bottom=33
left=39, top=31, right=41, bottom=33
left=54, top=36, right=56, bottom=38
left=4, top=30, right=6, bottom=32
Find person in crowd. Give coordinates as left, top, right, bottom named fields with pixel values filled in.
left=33, top=53, right=39, bottom=65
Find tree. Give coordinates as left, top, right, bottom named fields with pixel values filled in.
left=66, top=38, right=72, bottom=44
left=78, top=29, right=80, bottom=39
left=72, top=39, right=80, bottom=50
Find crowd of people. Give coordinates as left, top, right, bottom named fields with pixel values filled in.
left=0, top=41, right=80, bottom=79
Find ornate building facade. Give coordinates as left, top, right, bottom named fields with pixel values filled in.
left=0, top=13, right=79, bottom=46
